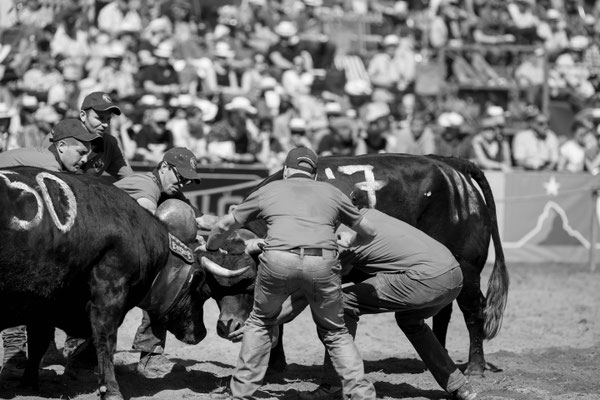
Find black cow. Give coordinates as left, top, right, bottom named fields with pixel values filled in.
left=208, top=154, right=509, bottom=376
left=0, top=167, right=240, bottom=400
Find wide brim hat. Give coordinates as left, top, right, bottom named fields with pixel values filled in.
left=225, top=96, right=257, bottom=114
left=274, top=21, right=298, bottom=38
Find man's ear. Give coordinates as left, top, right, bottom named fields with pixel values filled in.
left=79, top=110, right=87, bottom=122
left=55, top=140, right=65, bottom=153
left=282, top=165, right=288, bottom=178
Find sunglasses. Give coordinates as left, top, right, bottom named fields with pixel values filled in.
left=169, top=165, right=192, bottom=187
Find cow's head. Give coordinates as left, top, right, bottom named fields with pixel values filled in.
left=196, top=228, right=259, bottom=339
left=142, top=200, right=209, bottom=345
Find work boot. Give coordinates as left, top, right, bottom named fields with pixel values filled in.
left=136, top=352, right=183, bottom=379
left=1, top=326, right=27, bottom=379
left=453, top=381, right=478, bottom=400
left=63, top=338, right=97, bottom=378
left=297, top=384, right=343, bottom=400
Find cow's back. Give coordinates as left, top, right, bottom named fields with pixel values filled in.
left=0, top=167, right=168, bottom=331
left=316, top=154, right=491, bottom=266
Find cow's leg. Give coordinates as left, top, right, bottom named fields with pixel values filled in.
left=90, top=302, right=123, bottom=400
left=432, top=302, right=453, bottom=347
left=267, top=323, right=287, bottom=372
left=21, top=324, right=53, bottom=390
left=455, top=265, right=486, bottom=376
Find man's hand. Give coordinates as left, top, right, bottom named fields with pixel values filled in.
left=228, top=326, right=245, bottom=342
left=196, top=214, right=220, bottom=230
left=245, top=238, right=266, bottom=254
left=337, top=231, right=356, bottom=248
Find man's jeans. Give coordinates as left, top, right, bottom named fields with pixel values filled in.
left=2, top=326, right=27, bottom=368
left=132, top=310, right=166, bottom=355
left=230, top=249, right=375, bottom=400
left=277, top=266, right=466, bottom=394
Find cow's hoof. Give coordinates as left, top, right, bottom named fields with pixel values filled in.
left=464, top=363, right=485, bottom=377
left=485, top=361, right=502, bottom=373
left=99, top=385, right=124, bottom=400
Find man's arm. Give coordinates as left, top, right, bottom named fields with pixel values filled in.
left=206, top=213, right=243, bottom=251
left=137, top=197, right=157, bottom=214
left=349, top=216, right=376, bottom=247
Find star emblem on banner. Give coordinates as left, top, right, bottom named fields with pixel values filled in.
left=544, top=176, right=560, bottom=196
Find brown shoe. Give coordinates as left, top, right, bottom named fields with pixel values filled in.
left=453, top=381, right=477, bottom=400
left=137, top=352, right=184, bottom=379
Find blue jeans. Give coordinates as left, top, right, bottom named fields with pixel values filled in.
left=2, top=326, right=27, bottom=368
left=277, top=266, right=466, bottom=393
left=230, top=250, right=375, bottom=400
left=132, top=310, right=166, bottom=354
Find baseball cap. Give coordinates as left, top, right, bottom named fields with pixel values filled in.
left=162, top=147, right=202, bottom=183
left=284, top=147, right=318, bottom=173
left=50, top=118, right=102, bottom=143
left=81, top=92, right=122, bottom=115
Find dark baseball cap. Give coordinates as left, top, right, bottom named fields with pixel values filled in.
left=81, top=91, right=122, bottom=115
left=162, top=147, right=202, bottom=182
left=284, top=147, right=318, bottom=173
left=50, top=118, right=102, bottom=143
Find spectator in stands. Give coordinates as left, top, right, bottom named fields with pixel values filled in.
left=368, top=34, right=401, bottom=105
left=97, top=43, right=136, bottom=99
left=20, top=55, right=63, bottom=102
left=208, top=96, right=260, bottom=163
left=288, top=117, right=315, bottom=150
left=13, top=95, right=49, bottom=149
left=506, top=0, right=541, bottom=44
left=551, top=36, right=595, bottom=106
left=281, top=55, right=314, bottom=100
left=471, top=106, right=512, bottom=171
left=241, top=53, right=273, bottom=102
left=0, top=103, right=17, bottom=152
left=558, top=119, right=596, bottom=172
left=97, top=0, right=143, bottom=37
left=15, top=0, right=54, bottom=29
left=47, top=63, right=83, bottom=112
left=537, top=9, right=569, bottom=57
left=389, top=113, right=436, bottom=155
left=133, top=107, right=174, bottom=164
left=356, top=102, right=393, bottom=154
left=207, top=41, right=244, bottom=101
left=50, top=6, right=90, bottom=69
left=434, top=111, right=472, bottom=159
left=268, top=21, right=311, bottom=72
left=272, top=97, right=297, bottom=151
left=584, top=129, right=600, bottom=175
left=138, top=43, right=180, bottom=98
left=429, top=0, right=472, bottom=48
left=317, top=102, right=359, bottom=156
left=512, top=110, right=559, bottom=170
left=472, top=1, right=516, bottom=45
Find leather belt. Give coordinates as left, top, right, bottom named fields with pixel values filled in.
left=288, top=247, right=333, bottom=257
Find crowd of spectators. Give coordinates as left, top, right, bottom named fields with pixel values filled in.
left=2, top=0, right=600, bottom=174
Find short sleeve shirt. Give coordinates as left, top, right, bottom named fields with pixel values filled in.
left=42, top=131, right=131, bottom=178
left=113, top=171, right=161, bottom=209
left=83, top=134, right=130, bottom=178
left=340, top=209, right=459, bottom=280
left=0, top=147, right=63, bottom=171
left=233, top=176, right=364, bottom=251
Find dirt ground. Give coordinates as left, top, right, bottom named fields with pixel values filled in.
left=1, top=262, right=599, bottom=400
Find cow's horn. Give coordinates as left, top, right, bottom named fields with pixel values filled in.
left=201, top=257, right=250, bottom=277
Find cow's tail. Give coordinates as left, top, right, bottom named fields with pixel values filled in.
left=439, top=157, right=509, bottom=340
left=465, top=161, right=509, bottom=339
